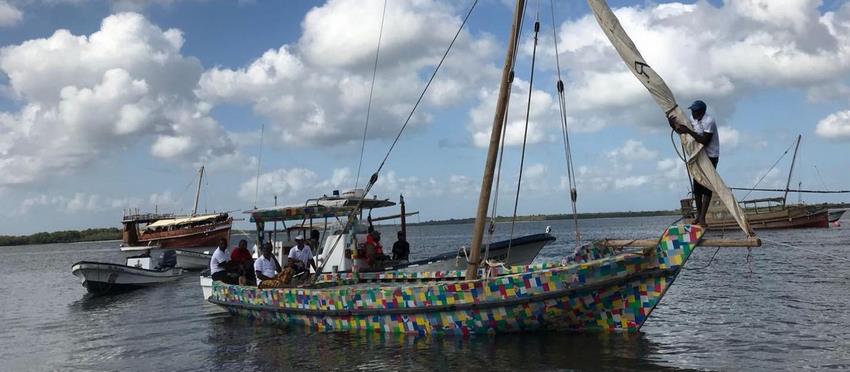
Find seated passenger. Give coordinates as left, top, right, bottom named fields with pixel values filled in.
left=230, top=239, right=255, bottom=285
left=392, top=231, right=410, bottom=262
left=288, top=235, right=317, bottom=274
left=254, top=242, right=282, bottom=285
left=365, top=229, right=385, bottom=265
left=210, top=238, right=239, bottom=285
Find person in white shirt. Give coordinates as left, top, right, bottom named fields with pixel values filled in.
left=210, top=238, right=238, bottom=284
left=254, top=242, right=281, bottom=285
left=287, top=235, right=317, bottom=274
left=669, top=99, right=719, bottom=226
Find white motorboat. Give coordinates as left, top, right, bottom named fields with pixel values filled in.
left=250, top=190, right=555, bottom=274
left=71, top=250, right=183, bottom=295
left=200, top=275, right=213, bottom=300
left=175, top=249, right=213, bottom=270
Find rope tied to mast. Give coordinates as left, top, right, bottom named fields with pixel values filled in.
left=354, top=0, right=388, bottom=190
left=504, top=5, right=541, bottom=264
left=313, top=0, right=480, bottom=278
left=549, top=0, right=581, bottom=251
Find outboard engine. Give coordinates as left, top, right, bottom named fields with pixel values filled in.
left=156, top=249, right=177, bottom=270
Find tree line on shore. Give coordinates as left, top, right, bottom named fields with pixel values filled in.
left=0, top=228, right=122, bottom=246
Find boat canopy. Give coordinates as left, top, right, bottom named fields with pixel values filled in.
left=144, top=213, right=224, bottom=230
left=248, top=205, right=351, bottom=223
left=248, top=196, right=396, bottom=223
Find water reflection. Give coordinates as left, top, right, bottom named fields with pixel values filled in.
left=204, top=316, right=675, bottom=371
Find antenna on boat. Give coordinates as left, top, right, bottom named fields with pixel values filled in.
left=782, top=134, right=802, bottom=206
left=467, top=0, right=525, bottom=280
left=192, top=165, right=204, bottom=216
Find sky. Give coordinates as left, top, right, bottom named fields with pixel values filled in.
left=0, top=0, right=849, bottom=235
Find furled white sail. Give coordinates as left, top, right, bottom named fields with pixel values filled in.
left=586, top=0, right=753, bottom=235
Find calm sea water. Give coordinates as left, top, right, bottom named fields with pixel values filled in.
left=2, top=215, right=850, bottom=371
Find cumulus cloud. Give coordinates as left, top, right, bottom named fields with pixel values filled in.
left=12, top=190, right=180, bottom=216
left=198, top=0, right=500, bottom=146
left=0, top=12, right=237, bottom=186
left=531, top=0, right=850, bottom=136
left=468, top=79, right=559, bottom=148
left=0, top=1, right=22, bottom=27
left=815, top=110, right=850, bottom=140
left=608, top=139, right=657, bottom=161
left=240, top=167, right=477, bottom=205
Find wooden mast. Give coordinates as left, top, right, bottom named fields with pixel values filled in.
left=399, top=194, right=407, bottom=237
left=466, top=0, right=525, bottom=280
left=782, top=134, right=802, bottom=206
left=192, top=165, right=204, bottom=216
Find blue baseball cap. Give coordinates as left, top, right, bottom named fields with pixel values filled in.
left=688, top=100, right=707, bottom=111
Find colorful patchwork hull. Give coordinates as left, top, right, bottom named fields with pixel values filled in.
left=209, top=224, right=703, bottom=334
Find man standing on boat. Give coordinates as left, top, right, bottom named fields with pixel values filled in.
left=669, top=99, right=719, bottom=226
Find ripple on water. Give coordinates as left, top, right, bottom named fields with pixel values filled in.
left=2, top=217, right=850, bottom=370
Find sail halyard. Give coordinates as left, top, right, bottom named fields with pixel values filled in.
left=466, top=0, right=526, bottom=280
left=586, top=0, right=753, bottom=236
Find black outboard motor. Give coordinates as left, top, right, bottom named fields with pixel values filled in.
left=156, top=249, right=177, bottom=270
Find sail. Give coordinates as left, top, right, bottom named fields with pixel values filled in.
left=586, top=0, right=752, bottom=235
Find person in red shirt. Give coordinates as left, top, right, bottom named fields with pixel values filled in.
left=229, top=239, right=255, bottom=285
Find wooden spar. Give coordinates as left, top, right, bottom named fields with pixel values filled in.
left=731, top=187, right=850, bottom=193
left=192, top=165, right=204, bottom=216
left=783, top=134, right=802, bottom=206
left=466, top=0, right=525, bottom=280
left=370, top=211, right=419, bottom=223
left=597, top=237, right=762, bottom=248
left=400, top=194, right=407, bottom=237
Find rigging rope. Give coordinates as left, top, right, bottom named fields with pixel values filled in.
left=354, top=0, right=388, bottom=190
left=313, top=0, right=480, bottom=278
left=484, top=0, right=528, bottom=263
left=741, top=138, right=797, bottom=200
left=505, top=5, right=541, bottom=263
left=549, top=0, right=581, bottom=250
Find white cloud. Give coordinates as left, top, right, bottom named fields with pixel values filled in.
left=0, top=1, right=21, bottom=27
left=198, top=0, right=499, bottom=147
left=531, top=0, right=850, bottom=135
left=0, top=12, right=236, bottom=186
left=615, top=175, right=649, bottom=189
left=815, top=110, right=850, bottom=140
left=718, top=126, right=741, bottom=149
left=608, top=139, right=657, bottom=161
left=468, top=79, right=559, bottom=148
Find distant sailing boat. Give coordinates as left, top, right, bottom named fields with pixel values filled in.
left=207, top=0, right=759, bottom=334
left=120, top=166, right=233, bottom=251
left=681, top=135, right=848, bottom=229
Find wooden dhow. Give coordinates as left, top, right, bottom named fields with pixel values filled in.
left=121, top=166, right=232, bottom=251
left=209, top=0, right=760, bottom=334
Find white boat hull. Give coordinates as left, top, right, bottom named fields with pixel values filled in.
left=175, top=249, right=212, bottom=270
left=395, top=234, right=551, bottom=272
left=71, top=261, right=183, bottom=295
left=200, top=275, right=213, bottom=300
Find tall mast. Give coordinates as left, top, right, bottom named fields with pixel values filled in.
left=782, top=134, right=802, bottom=206
left=466, top=0, right=525, bottom=280
left=193, top=165, right=204, bottom=216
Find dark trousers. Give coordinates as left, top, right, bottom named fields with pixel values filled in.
left=693, top=157, right=719, bottom=196
left=211, top=270, right=239, bottom=285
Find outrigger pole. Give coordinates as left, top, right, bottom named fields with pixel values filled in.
left=192, top=165, right=204, bottom=216
left=467, top=0, right=525, bottom=280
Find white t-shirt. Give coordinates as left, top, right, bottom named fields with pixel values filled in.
left=253, top=255, right=278, bottom=284
left=210, top=248, right=228, bottom=274
left=288, top=244, right=313, bottom=265
left=691, top=115, right=720, bottom=158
